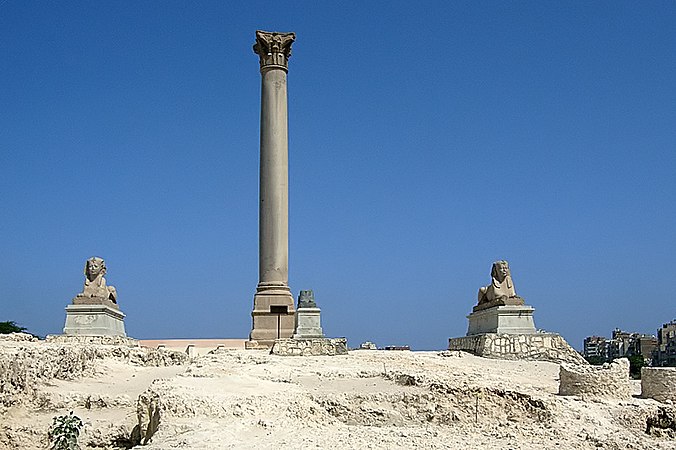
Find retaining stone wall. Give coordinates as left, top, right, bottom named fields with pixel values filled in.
left=641, top=367, right=676, bottom=403
left=448, top=333, right=586, bottom=364
left=559, top=358, right=631, bottom=399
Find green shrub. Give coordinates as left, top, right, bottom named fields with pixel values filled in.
left=628, top=354, right=645, bottom=379
left=0, top=321, right=27, bottom=334
left=48, top=412, right=83, bottom=450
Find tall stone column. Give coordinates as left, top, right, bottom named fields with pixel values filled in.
left=248, top=30, right=296, bottom=347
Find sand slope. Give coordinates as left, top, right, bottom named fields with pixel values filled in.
left=1, top=337, right=674, bottom=449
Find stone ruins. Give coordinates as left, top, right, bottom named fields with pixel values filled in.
left=559, top=358, right=632, bottom=399
left=248, top=30, right=297, bottom=348
left=62, top=257, right=126, bottom=337
left=271, top=290, right=347, bottom=356
left=448, top=260, right=584, bottom=364
left=641, top=367, right=676, bottom=403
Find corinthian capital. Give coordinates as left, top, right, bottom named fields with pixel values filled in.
left=253, top=30, right=296, bottom=71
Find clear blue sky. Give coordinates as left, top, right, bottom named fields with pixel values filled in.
left=1, top=2, right=674, bottom=350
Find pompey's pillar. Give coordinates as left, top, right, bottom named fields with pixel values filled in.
left=248, top=30, right=296, bottom=347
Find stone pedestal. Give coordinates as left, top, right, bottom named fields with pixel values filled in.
left=467, top=304, right=536, bottom=336
left=249, top=289, right=295, bottom=345
left=63, top=303, right=126, bottom=337
left=293, top=307, right=324, bottom=339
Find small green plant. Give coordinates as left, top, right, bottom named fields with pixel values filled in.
left=48, top=412, right=83, bottom=450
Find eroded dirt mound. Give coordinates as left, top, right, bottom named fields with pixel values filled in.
left=0, top=339, right=187, bottom=408
left=2, top=347, right=675, bottom=450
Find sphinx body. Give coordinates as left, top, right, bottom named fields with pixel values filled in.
left=76, top=257, right=118, bottom=304
left=477, top=260, right=522, bottom=307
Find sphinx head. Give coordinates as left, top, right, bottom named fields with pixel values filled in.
left=491, top=260, right=510, bottom=283
left=84, top=257, right=107, bottom=281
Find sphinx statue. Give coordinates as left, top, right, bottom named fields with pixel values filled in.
left=476, top=260, right=524, bottom=310
left=74, top=257, right=118, bottom=306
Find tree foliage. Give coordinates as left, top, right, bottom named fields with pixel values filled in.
left=584, top=356, right=606, bottom=365
left=628, top=354, right=645, bottom=379
left=0, top=321, right=27, bottom=334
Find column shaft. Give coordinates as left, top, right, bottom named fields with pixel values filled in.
left=259, top=68, right=289, bottom=287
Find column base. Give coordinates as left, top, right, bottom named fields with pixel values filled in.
left=249, top=285, right=295, bottom=348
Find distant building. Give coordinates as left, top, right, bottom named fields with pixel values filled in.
left=635, top=335, right=658, bottom=362
left=608, top=328, right=657, bottom=363
left=608, top=329, right=633, bottom=360
left=583, top=328, right=657, bottom=364
left=583, top=336, right=608, bottom=360
left=654, top=320, right=676, bottom=367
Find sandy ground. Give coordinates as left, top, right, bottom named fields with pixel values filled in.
left=1, top=341, right=674, bottom=450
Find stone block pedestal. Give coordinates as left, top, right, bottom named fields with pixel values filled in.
left=467, top=304, right=536, bottom=335
left=249, top=290, right=296, bottom=348
left=63, top=304, right=126, bottom=337
left=293, top=307, right=323, bottom=339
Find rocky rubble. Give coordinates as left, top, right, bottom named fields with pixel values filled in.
left=0, top=336, right=187, bottom=408
left=2, top=340, right=676, bottom=450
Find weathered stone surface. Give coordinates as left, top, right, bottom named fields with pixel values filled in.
left=293, top=308, right=324, bottom=338
left=641, top=367, right=676, bottom=403
left=253, top=30, right=295, bottom=71
left=475, top=260, right=524, bottom=311
left=448, top=333, right=585, bottom=364
left=271, top=338, right=348, bottom=356
left=467, top=304, right=536, bottom=335
left=558, top=358, right=631, bottom=399
left=46, top=334, right=138, bottom=347
left=293, top=290, right=324, bottom=339
left=64, top=257, right=127, bottom=337
left=75, top=256, right=118, bottom=306
left=0, top=340, right=187, bottom=407
left=249, top=30, right=297, bottom=348
left=297, top=290, right=317, bottom=308
left=646, top=406, right=676, bottom=438
left=466, top=260, right=536, bottom=335
left=0, top=332, right=37, bottom=342
left=63, top=303, right=126, bottom=337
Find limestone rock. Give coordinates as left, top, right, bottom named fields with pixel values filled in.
left=448, top=333, right=585, bottom=365
left=641, top=367, right=676, bottom=403
left=0, top=333, right=37, bottom=342
left=558, top=358, right=631, bottom=399
left=271, top=338, right=348, bottom=356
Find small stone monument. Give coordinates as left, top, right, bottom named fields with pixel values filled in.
left=448, top=260, right=584, bottom=364
left=63, top=257, right=126, bottom=336
left=293, top=290, right=324, bottom=339
left=270, top=290, right=347, bottom=356
left=468, top=260, right=535, bottom=335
